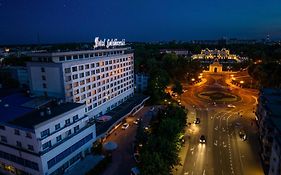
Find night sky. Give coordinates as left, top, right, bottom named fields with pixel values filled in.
left=1, top=0, right=281, bottom=44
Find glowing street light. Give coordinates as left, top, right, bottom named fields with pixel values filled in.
left=232, top=78, right=236, bottom=80
left=230, top=74, right=234, bottom=77
left=240, top=81, right=244, bottom=84
left=191, top=78, right=195, bottom=81
left=200, top=73, right=203, bottom=76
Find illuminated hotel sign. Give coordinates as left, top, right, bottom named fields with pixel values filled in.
left=94, top=37, right=126, bottom=48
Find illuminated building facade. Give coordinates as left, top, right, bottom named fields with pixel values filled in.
left=27, top=47, right=135, bottom=119
left=192, top=48, right=241, bottom=62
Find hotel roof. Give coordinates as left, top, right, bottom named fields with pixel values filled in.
left=0, top=93, right=84, bottom=129
left=8, top=102, right=84, bottom=129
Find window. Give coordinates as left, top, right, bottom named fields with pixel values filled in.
left=78, top=54, right=83, bottom=59
left=42, top=75, right=46, bottom=80
left=72, top=74, right=78, bottom=80
left=79, top=65, right=84, bottom=71
left=73, top=55, right=78, bottom=59
left=0, top=136, right=7, bottom=143
left=96, top=62, right=100, bottom=67
left=72, top=66, right=78, bottom=72
left=47, top=133, right=93, bottom=169
left=41, top=129, right=50, bottom=138
left=73, top=115, right=78, bottom=122
left=91, top=63, right=95, bottom=68
left=65, top=68, right=71, bottom=73
left=55, top=124, right=61, bottom=130
left=41, top=67, right=45, bottom=72
left=26, top=132, right=32, bottom=138
left=85, top=64, right=89, bottom=69
left=79, top=73, right=84, bottom=78
left=16, top=141, right=22, bottom=148
left=59, top=56, right=65, bottom=61
left=74, top=125, right=79, bottom=133
left=14, top=129, right=20, bottom=135
left=56, top=135, right=62, bottom=142
left=65, top=119, right=71, bottom=126
left=66, top=56, right=72, bottom=60
left=42, top=141, right=51, bottom=150
left=28, top=145, right=34, bottom=151
left=43, top=83, right=47, bottom=88
left=66, top=129, right=72, bottom=136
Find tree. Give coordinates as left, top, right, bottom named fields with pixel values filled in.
left=172, top=80, right=183, bottom=96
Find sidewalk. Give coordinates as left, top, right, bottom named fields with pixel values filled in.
left=172, top=104, right=195, bottom=175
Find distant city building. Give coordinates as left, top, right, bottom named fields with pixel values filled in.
left=0, top=93, right=96, bottom=175
left=27, top=47, right=135, bottom=119
left=159, top=49, right=190, bottom=57
left=192, top=48, right=247, bottom=63
left=0, top=66, right=29, bottom=88
left=256, top=88, right=281, bottom=174
left=135, top=74, right=149, bottom=93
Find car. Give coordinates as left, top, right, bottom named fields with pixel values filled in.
left=133, top=153, right=140, bottom=163
left=179, top=134, right=185, bottom=144
left=239, top=131, right=247, bottom=141
left=150, top=107, right=155, bottom=112
left=227, top=104, right=236, bottom=108
left=122, top=123, right=129, bottom=129
left=131, top=167, right=140, bottom=175
left=199, top=135, right=206, bottom=143
left=133, top=118, right=140, bottom=124
left=194, top=118, right=200, bottom=124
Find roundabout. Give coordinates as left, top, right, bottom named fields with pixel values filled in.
left=197, top=90, right=239, bottom=102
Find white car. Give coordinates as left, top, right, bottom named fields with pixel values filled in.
left=150, top=107, right=155, bottom=112
left=133, top=118, right=140, bottom=125
left=122, top=123, right=129, bottom=130
left=227, top=104, right=236, bottom=108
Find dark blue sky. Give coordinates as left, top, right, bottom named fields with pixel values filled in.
left=1, top=0, right=281, bottom=44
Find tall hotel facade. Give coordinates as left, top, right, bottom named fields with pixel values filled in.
left=27, top=47, right=135, bottom=119
left=0, top=41, right=136, bottom=175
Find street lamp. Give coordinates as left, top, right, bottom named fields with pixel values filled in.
left=240, top=81, right=244, bottom=84
left=191, top=78, right=195, bottom=81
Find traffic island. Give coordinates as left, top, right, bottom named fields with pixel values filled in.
left=197, top=91, right=240, bottom=102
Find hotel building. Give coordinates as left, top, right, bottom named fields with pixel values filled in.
left=0, top=93, right=96, bottom=175
left=27, top=47, right=135, bottom=119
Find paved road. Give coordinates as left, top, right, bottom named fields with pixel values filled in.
left=101, top=106, right=154, bottom=175
left=174, top=72, right=264, bottom=175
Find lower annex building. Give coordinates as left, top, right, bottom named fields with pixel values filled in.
left=0, top=93, right=96, bottom=175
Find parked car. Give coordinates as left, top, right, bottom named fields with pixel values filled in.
left=122, top=123, right=129, bottom=130
left=194, top=118, right=200, bottom=124
left=131, top=167, right=140, bottom=175
left=150, top=107, right=155, bottom=112
left=133, top=118, right=140, bottom=125
left=227, top=104, right=236, bottom=108
left=199, top=135, right=206, bottom=143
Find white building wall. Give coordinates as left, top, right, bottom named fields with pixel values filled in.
left=28, top=49, right=135, bottom=118
left=34, top=106, right=86, bottom=151
left=0, top=126, right=39, bottom=152
left=27, top=63, right=64, bottom=98
left=40, top=124, right=96, bottom=175
left=0, top=144, right=43, bottom=175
